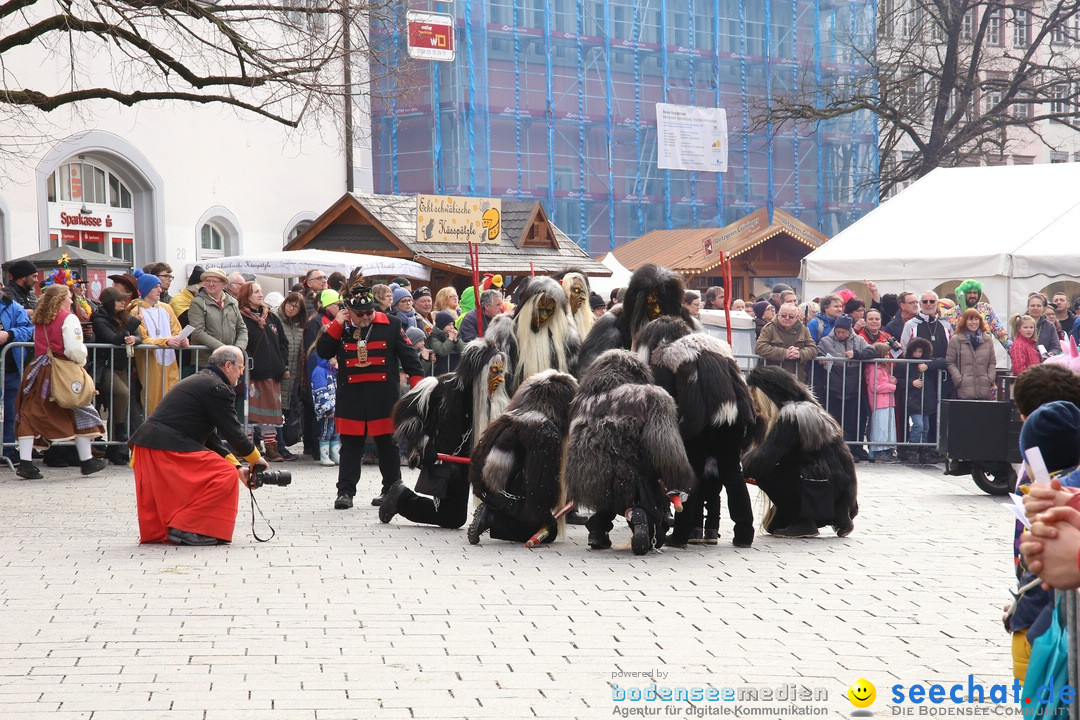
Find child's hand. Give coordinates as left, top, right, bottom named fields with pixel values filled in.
left=917, top=363, right=928, bottom=373
left=912, top=378, right=923, bottom=389
left=889, top=376, right=898, bottom=383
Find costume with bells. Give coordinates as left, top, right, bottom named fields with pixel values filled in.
left=635, top=317, right=758, bottom=548
left=466, top=369, right=578, bottom=545
left=564, top=349, right=696, bottom=554
left=742, top=365, right=859, bottom=538
left=316, top=271, right=423, bottom=509
left=380, top=339, right=511, bottom=529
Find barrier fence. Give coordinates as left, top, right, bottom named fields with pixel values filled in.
left=0, top=341, right=250, bottom=470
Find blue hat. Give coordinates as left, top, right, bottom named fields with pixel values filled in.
left=834, top=314, right=854, bottom=331
left=435, top=310, right=456, bottom=330
left=134, top=269, right=161, bottom=298
left=1020, top=401, right=1080, bottom=473
left=392, top=287, right=413, bottom=308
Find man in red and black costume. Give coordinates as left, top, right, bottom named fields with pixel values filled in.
left=129, top=345, right=269, bottom=546
left=317, top=282, right=423, bottom=510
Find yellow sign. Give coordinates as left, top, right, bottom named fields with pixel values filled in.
left=416, top=195, right=502, bottom=244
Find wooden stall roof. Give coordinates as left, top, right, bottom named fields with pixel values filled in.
left=610, top=209, right=829, bottom=275
left=285, top=193, right=610, bottom=277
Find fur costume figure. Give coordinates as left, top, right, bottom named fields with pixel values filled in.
left=577, top=263, right=698, bottom=373
left=636, top=317, right=758, bottom=548
left=381, top=339, right=511, bottom=529
left=466, top=369, right=578, bottom=545
left=555, top=270, right=595, bottom=339
left=564, top=349, right=696, bottom=554
left=485, top=276, right=581, bottom=395
left=743, top=365, right=859, bottom=538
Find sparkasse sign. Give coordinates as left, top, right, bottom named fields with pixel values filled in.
left=406, top=11, right=455, bottom=62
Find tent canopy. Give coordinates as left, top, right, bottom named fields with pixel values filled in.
left=802, top=164, right=1080, bottom=316
left=186, top=249, right=431, bottom=282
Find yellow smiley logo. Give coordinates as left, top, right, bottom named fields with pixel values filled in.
left=847, top=678, right=876, bottom=709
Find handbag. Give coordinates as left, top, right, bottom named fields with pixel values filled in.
left=45, top=325, right=96, bottom=409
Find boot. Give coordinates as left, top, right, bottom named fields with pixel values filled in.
left=329, top=441, right=341, bottom=465
left=264, top=442, right=284, bottom=463
left=628, top=508, right=652, bottom=556
left=319, top=441, right=334, bottom=466
left=467, top=503, right=492, bottom=545
left=16, top=461, right=43, bottom=480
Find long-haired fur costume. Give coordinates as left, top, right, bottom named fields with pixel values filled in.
left=393, top=338, right=511, bottom=459
left=485, top=276, right=580, bottom=395
left=555, top=269, right=595, bottom=338
left=469, top=370, right=578, bottom=526
left=743, top=365, right=858, bottom=535
left=577, top=263, right=698, bottom=373
left=564, top=350, right=695, bottom=520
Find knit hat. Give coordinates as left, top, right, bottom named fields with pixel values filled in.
left=833, top=314, right=854, bottom=331
left=771, top=283, right=792, bottom=295
left=134, top=269, right=161, bottom=298
left=200, top=268, right=228, bottom=282
left=435, top=310, right=457, bottom=330
left=8, top=259, right=37, bottom=280
left=589, top=292, right=606, bottom=310
left=320, top=289, right=342, bottom=309
left=405, top=327, right=427, bottom=347
left=392, top=286, right=413, bottom=308
left=1020, top=401, right=1080, bottom=473
left=752, top=300, right=771, bottom=318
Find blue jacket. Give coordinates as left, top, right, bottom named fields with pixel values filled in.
left=807, top=312, right=836, bottom=343
left=0, top=295, right=32, bottom=373
left=310, top=355, right=336, bottom=418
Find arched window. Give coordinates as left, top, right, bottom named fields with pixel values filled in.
left=286, top=220, right=314, bottom=245
left=200, top=222, right=226, bottom=258
left=195, top=207, right=241, bottom=261
left=48, top=159, right=132, bottom=209
left=46, top=156, right=137, bottom=261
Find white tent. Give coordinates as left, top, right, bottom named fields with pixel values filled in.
left=590, top=252, right=634, bottom=298
left=802, top=164, right=1080, bottom=318
left=185, top=249, right=431, bottom=282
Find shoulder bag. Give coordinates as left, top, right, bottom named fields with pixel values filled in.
left=45, top=324, right=96, bottom=409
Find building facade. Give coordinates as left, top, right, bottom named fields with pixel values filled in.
left=371, top=0, right=880, bottom=256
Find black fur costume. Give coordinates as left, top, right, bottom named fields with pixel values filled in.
left=743, top=366, right=859, bottom=537
left=384, top=339, right=510, bottom=529
left=466, top=369, right=578, bottom=544
left=635, top=317, right=758, bottom=547
left=576, top=263, right=698, bottom=374
left=486, top=276, right=580, bottom=395
left=564, top=349, right=696, bottom=553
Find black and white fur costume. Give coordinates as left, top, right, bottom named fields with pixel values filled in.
left=743, top=365, right=858, bottom=537
left=386, top=339, right=511, bottom=529
left=635, top=317, right=758, bottom=547
left=467, top=370, right=578, bottom=544
left=554, top=269, right=595, bottom=339
left=576, top=263, right=699, bottom=374
left=564, top=349, right=696, bottom=553
left=486, top=276, right=580, bottom=395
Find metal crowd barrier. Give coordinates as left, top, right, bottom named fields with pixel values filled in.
left=0, top=341, right=251, bottom=471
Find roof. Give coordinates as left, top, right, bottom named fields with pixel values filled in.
left=286, top=193, right=611, bottom=277
left=5, top=245, right=131, bottom=269
left=611, top=208, right=828, bottom=275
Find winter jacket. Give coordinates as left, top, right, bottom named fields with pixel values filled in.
left=865, top=362, right=896, bottom=411
left=187, top=289, right=247, bottom=352
left=0, top=293, right=33, bottom=374
left=806, top=312, right=837, bottom=343
left=946, top=331, right=997, bottom=400
left=754, top=318, right=818, bottom=378
left=428, top=325, right=465, bottom=374
left=242, top=309, right=288, bottom=381
left=1035, top=315, right=1062, bottom=356
left=91, top=309, right=142, bottom=373
left=815, top=332, right=877, bottom=397
left=310, top=355, right=336, bottom=418
left=1009, top=334, right=1041, bottom=378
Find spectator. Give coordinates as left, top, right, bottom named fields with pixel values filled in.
left=843, top=297, right=866, bottom=335
left=768, top=283, right=792, bottom=312
left=0, top=286, right=32, bottom=463
left=807, top=293, right=843, bottom=343
left=4, top=259, right=38, bottom=311
left=879, top=293, right=899, bottom=326
left=608, top=287, right=621, bottom=310
left=133, top=270, right=188, bottom=415
left=225, top=272, right=245, bottom=298
left=304, top=269, right=328, bottom=316
left=683, top=291, right=701, bottom=318
left=275, top=291, right=307, bottom=458
left=1028, top=293, right=1061, bottom=357
left=169, top=265, right=204, bottom=326
left=589, top=292, right=607, bottom=319
left=751, top=300, right=774, bottom=337
left=129, top=345, right=269, bottom=546
left=704, top=286, right=725, bottom=310
left=301, top=290, right=344, bottom=461
left=406, top=326, right=434, bottom=376
left=1010, top=314, right=1042, bottom=378
left=858, top=308, right=899, bottom=351
left=947, top=309, right=997, bottom=401
left=311, top=352, right=339, bottom=466
left=108, top=273, right=139, bottom=300
left=730, top=298, right=746, bottom=312
left=373, top=284, right=393, bottom=313
left=460, top=289, right=503, bottom=342
left=238, top=282, right=291, bottom=462
left=187, top=268, right=248, bottom=359
left=955, top=279, right=1011, bottom=350
left=884, top=291, right=918, bottom=343
left=900, top=291, right=951, bottom=456
left=391, top=276, right=412, bottom=293
left=865, top=342, right=898, bottom=462
left=391, top=287, right=418, bottom=330
left=71, top=276, right=98, bottom=341
left=14, top=284, right=107, bottom=479
left=900, top=338, right=936, bottom=463
left=327, top=271, right=346, bottom=294
left=413, top=287, right=434, bottom=333
left=91, top=286, right=142, bottom=462
left=1052, top=292, right=1075, bottom=338
left=755, top=302, right=817, bottom=378
left=434, top=286, right=461, bottom=316
left=815, top=314, right=876, bottom=459
left=143, top=262, right=174, bottom=304
left=429, top=310, right=464, bottom=374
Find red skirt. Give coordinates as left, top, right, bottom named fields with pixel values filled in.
left=133, top=447, right=240, bottom=544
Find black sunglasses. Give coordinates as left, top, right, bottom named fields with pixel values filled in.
left=354, top=309, right=375, bottom=316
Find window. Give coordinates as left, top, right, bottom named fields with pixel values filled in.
left=200, top=222, right=225, bottom=258
left=984, top=88, right=1002, bottom=115
left=286, top=220, right=313, bottom=245
left=1013, top=8, right=1030, bottom=48
left=987, top=9, right=1001, bottom=46
left=1052, top=18, right=1071, bottom=44
left=961, top=10, right=974, bottom=41
left=1051, top=151, right=1069, bottom=163
left=47, top=160, right=132, bottom=209
left=1051, top=83, right=1070, bottom=114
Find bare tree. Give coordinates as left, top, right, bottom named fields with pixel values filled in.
left=0, top=0, right=408, bottom=159
left=764, top=1, right=1080, bottom=196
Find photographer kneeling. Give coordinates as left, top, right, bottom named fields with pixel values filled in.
left=130, top=345, right=269, bottom=546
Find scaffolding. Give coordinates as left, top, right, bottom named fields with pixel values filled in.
left=372, top=0, right=879, bottom=254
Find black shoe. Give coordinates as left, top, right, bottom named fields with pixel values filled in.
left=702, top=529, right=720, bottom=546
left=686, top=528, right=706, bottom=545
left=732, top=528, right=754, bottom=548
left=279, top=447, right=299, bottom=462
left=168, top=527, right=220, bottom=546
left=106, top=447, right=130, bottom=465
left=467, top=503, right=492, bottom=545
left=629, top=508, right=651, bottom=556
left=371, top=492, right=386, bottom=507
left=835, top=521, right=855, bottom=538
left=665, top=533, right=689, bottom=549
left=379, top=481, right=407, bottom=524
left=565, top=509, right=590, bottom=526
left=334, top=494, right=353, bottom=510
left=16, top=461, right=43, bottom=480
left=587, top=529, right=612, bottom=549
left=920, top=449, right=944, bottom=464
left=80, top=457, right=108, bottom=476
left=771, top=522, right=820, bottom=538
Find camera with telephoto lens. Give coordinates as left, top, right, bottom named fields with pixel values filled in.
left=250, top=464, right=291, bottom=488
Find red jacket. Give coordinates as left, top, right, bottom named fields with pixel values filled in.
left=1010, top=334, right=1041, bottom=377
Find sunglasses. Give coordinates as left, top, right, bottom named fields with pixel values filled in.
left=921, top=300, right=937, bottom=304
left=354, top=309, right=375, bottom=316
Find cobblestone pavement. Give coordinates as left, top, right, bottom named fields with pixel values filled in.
left=0, top=456, right=1017, bottom=719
